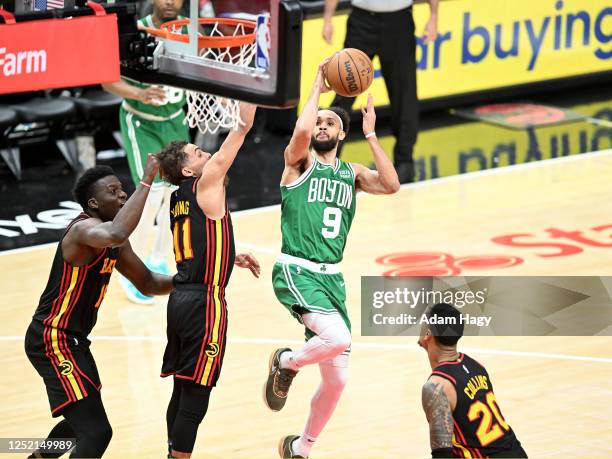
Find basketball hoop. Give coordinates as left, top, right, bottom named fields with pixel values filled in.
left=142, top=18, right=257, bottom=134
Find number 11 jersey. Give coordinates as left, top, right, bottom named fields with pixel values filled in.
left=170, top=177, right=235, bottom=287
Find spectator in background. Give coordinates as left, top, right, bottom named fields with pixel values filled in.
left=103, top=0, right=189, bottom=304
left=323, top=0, right=439, bottom=183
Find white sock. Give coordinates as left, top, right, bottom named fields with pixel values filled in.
left=293, top=434, right=316, bottom=458
left=289, top=313, right=351, bottom=368
left=294, top=358, right=349, bottom=458
left=280, top=351, right=300, bottom=372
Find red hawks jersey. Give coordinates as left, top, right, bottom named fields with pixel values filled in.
left=170, top=177, right=235, bottom=287
left=431, top=353, right=526, bottom=458
left=32, top=213, right=118, bottom=340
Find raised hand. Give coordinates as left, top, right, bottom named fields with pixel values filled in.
left=138, top=86, right=167, bottom=105
left=316, top=58, right=332, bottom=94
left=361, top=94, right=376, bottom=137
left=142, top=154, right=161, bottom=185
left=237, top=102, right=257, bottom=131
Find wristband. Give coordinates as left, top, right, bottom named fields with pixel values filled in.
left=365, top=132, right=376, bottom=139
left=140, top=181, right=152, bottom=189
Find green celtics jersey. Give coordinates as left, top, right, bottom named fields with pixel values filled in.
left=121, top=15, right=186, bottom=119
left=280, top=155, right=357, bottom=264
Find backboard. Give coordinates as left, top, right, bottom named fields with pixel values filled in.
left=119, top=0, right=302, bottom=108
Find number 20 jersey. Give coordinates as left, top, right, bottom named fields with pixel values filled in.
left=280, top=156, right=356, bottom=264
left=431, top=353, right=526, bottom=458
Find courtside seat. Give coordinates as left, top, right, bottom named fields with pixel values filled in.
left=10, top=97, right=75, bottom=124
left=0, top=106, right=18, bottom=126
left=0, top=105, right=21, bottom=179
left=71, top=87, right=124, bottom=161
left=9, top=95, right=82, bottom=176
left=73, top=88, right=122, bottom=121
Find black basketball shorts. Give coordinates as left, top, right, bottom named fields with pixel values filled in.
left=161, top=284, right=228, bottom=387
left=25, top=320, right=101, bottom=416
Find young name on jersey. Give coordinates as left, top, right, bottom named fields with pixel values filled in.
left=171, top=200, right=190, bottom=218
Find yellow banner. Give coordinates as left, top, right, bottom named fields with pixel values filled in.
left=301, top=0, right=612, bottom=108
left=340, top=100, right=612, bottom=180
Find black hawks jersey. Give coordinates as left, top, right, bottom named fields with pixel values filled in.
left=32, top=213, right=118, bottom=340
left=431, top=353, right=526, bottom=458
left=170, top=177, right=235, bottom=287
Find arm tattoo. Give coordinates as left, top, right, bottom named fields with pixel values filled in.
left=422, top=381, right=454, bottom=450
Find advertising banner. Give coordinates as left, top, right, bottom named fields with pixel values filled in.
left=301, top=0, right=612, bottom=109
left=0, top=12, right=120, bottom=94
left=340, top=100, right=611, bottom=180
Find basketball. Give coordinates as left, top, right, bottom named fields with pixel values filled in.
left=325, top=48, right=374, bottom=97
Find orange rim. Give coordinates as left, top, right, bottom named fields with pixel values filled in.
left=142, top=17, right=257, bottom=49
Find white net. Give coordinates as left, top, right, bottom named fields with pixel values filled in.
left=171, top=20, right=257, bottom=134
left=185, top=93, right=241, bottom=134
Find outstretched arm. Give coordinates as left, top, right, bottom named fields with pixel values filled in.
left=116, top=241, right=174, bottom=296
left=422, top=376, right=455, bottom=458
left=196, top=102, right=256, bottom=217
left=352, top=95, right=400, bottom=195
left=284, top=59, right=331, bottom=168
left=68, top=155, right=160, bottom=249
left=199, top=102, right=256, bottom=187
left=102, top=81, right=167, bottom=105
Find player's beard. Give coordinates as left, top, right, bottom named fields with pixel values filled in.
left=311, top=135, right=339, bottom=154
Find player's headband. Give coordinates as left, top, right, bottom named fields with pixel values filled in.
left=319, top=110, right=344, bottom=132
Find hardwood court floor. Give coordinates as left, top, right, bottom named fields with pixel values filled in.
left=1, top=151, right=612, bottom=458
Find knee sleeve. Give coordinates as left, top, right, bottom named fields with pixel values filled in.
left=31, top=420, right=76, bottom=458
left=303, top=313, right=351, bottom=355
left=328, top=326, right=351, bottom=355
left=73, top=420, right=112, bottom=458
left=179, top=383, right=211, bottom=425
left=64, top=394, right=112, bottom=458
left=84, top=422, right=113, bottom=449
left=170, top=383, right=212, bottom=454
